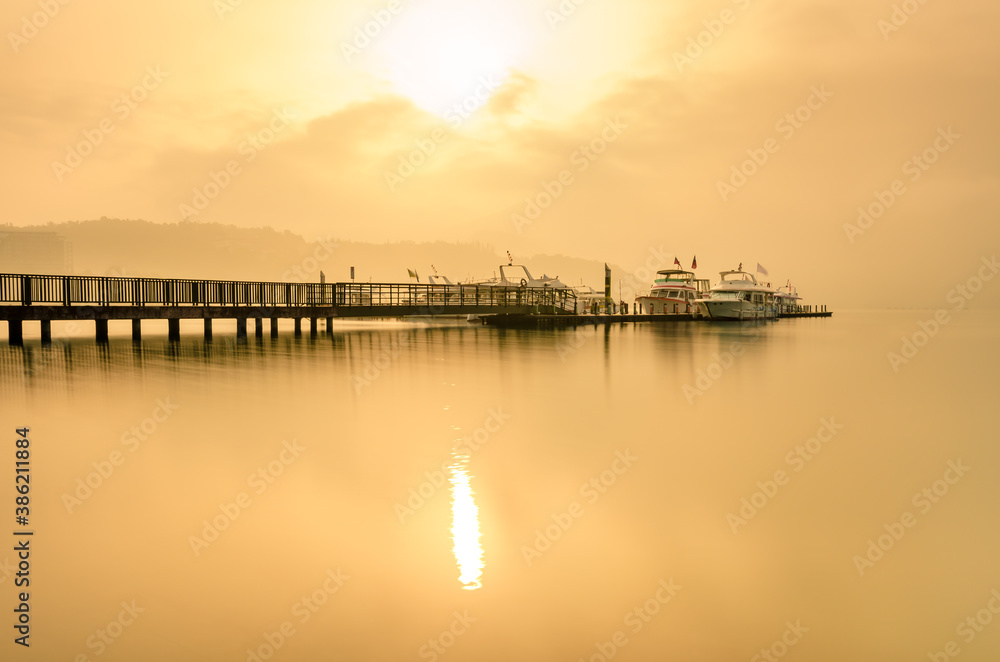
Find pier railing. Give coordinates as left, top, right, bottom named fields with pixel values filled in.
left=0, top=274, right=577, bottom=313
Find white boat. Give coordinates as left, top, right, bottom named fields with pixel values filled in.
left=497, top=264, right=570, bottom=289
left=572, top=283, right=607, bottom=314
left=635, top=269, right=710, bottom=315
left=464, top=263, right=573, bottom=321
left=774, top=283, right=803, bottom=316
left=697, top=269, right=777, bottom=320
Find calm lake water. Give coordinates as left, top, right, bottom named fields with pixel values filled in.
left=2, top=311, right=999, bottom=661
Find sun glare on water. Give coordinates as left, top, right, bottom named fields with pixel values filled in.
left=450, top=452, right=483, bottom=590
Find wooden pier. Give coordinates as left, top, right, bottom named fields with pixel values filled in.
left=0, top=273, right=576, bottom=344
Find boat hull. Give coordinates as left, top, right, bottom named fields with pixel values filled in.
left=698, top=300, right=776, bottom=320
left=636, top=296, right=699, bottom=315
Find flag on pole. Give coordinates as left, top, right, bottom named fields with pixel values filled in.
left=407, top=268, right=419, bottom=282
left=691, top=255, right=697, bottom=269
left=756, top=263, right=768, bottom=276
left=673, top=257, right=681, bottom=267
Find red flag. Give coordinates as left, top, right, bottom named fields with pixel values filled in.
left=673, top=257, right=681, bottom=267
left=691, top=255, right=697, bottom=269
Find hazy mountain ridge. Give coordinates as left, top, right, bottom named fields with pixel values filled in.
left=6, top=219, right=622, bottom=288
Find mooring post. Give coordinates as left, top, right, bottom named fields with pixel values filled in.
left=132, top=319, right=142, bottom=341
left=96, top=319, right=109, bottom=343
left=168, top=318, right=180, bottom=341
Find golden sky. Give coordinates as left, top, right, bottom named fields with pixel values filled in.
left=2, top=0, right=998, bottom=305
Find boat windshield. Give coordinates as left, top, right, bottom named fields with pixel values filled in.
left=710, top=292, right=743, bottom=300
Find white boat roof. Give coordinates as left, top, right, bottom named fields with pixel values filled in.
left=710, top=270, right=776, bottom=292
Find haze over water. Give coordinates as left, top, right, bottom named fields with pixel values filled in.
left=2, top=310, right=998, bottom=661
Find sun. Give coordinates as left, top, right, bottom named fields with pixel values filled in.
left=367, top=0, right=527, bottom=117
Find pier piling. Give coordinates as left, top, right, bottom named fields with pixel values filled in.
left=8, top=320, right=22, bottom=345
left=96, top=319, right=109, bottom=343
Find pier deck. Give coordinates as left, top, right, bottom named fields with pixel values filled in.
left=0, top=273, right=576, bottom=343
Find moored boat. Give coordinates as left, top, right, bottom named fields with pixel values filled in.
left=697, top=268, right=777, bottom=320
left=774, top=282, right=803, bottom=316
left=636, top=269, right=710, bottom=315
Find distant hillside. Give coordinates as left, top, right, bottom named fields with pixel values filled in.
left=2, top=219, right=623, bottom=289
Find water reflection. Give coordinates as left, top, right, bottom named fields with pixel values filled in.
left=449, top=449, right=483, bottom=590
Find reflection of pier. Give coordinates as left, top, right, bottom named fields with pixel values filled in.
left=1, top=273, right=577, bottom=344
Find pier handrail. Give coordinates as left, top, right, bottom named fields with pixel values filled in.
left=0, top=273, right=577, bottom=313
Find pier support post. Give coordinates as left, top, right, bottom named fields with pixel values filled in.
left=8, top=320, right=23, bottom=346
left=326, top=317, right=333, bottom=332
left=168, top=318, right=180, bottom=341
left=310, top=317, right=318, bottom=336
left=40, top=320, right=51, bottom=344
left=294, top=318, right=302, bottom=337
left=270, top=318, right=279, bottom=338
left=254, top=318, right=263, bottom=338
left=96, top=319, right=109, bottom=343
left=204, top=318, right=213, bottom=340
left=236, top=317, right=247, bottom=339
left=132, top=319, right=142, bottom=341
